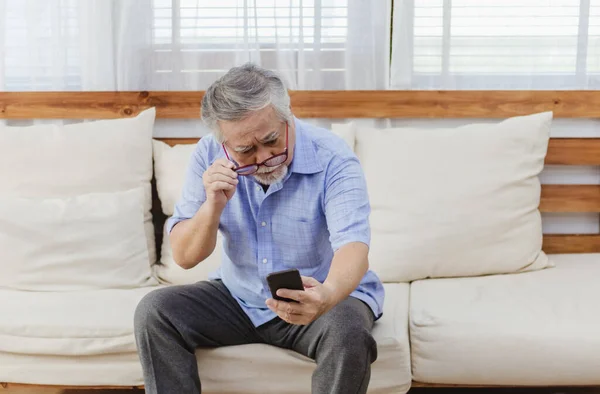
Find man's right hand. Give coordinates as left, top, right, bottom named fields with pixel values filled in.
left=202, top=158, right=239, bottom=210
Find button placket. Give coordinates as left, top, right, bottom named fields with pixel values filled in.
left=255, top=199, right=270, bottom=274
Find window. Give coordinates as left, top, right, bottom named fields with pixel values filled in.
left=2, top=0, right=80, bottom=91
left=399, top=0, right=600, bottom=88
left=150, top=0, right=350, bottom=88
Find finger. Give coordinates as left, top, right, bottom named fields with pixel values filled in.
left=214, top=158, right=236, bottom=169
left=266, top=300, right=309, bottom=325
left=211, top=159, right=238, bottom=178
left=301, top=276, right=321, bottom=288
left=266, top=298, right=282, bottom=311
left=209, top=181, right=236, bottom=192
left=269, top=299, right=304, bottom=316
left=276, top=308, right=305, bottom=325
left=209, top=166, right=238, bottom=180
left=208, top=173, right=239, bottom=186
left=276, top=288, right=308, bottom=303
left=280, top=312, right=306, bottom=325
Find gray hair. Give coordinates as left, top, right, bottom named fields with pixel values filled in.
left=201, top=63, right=293, bottom=143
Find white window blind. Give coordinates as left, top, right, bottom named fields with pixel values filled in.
left=3, top=0, right=80, bottom=91
left=150, top=0, right=350, bottom=88
left=398, top=0, right=600, bottom=88
left=152, top=0, right=348, bottom=46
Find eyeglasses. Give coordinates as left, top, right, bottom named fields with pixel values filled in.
left=222, top=122, right=289, bottom=176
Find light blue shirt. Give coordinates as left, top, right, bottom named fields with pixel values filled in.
left=168, top=118, right=384, bottom=327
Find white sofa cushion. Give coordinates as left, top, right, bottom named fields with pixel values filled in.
left=152, top=139, right=222, bottom=284
left=0, top=351, right=145, bottom=387
left=0, top=283, right=411, bottom=393
left=0, top=286, right=160, bottom=356
left=196, top=284, right=411, bottom=393
left=0, top=108, right=157, bottom=267
left=332, top=112, right=553, bottom=282
left=410, top=253, right=600, bottom=386
left=0, top=188, right=155, bottom=291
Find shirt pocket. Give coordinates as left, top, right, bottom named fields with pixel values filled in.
left=272, top=214, right=326, bottom=269
left=272, top=214, right=320, bottom=247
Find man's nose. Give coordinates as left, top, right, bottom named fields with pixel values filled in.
left=255, top=147, right=274, bottom=163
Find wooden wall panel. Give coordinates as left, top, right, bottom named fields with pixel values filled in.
left=543, top=234, right=600, bottom=254
left=3, top=91, right=600, bottom=119
left=540, top=185, right=600, bottom=212
left=546, top=138, right=600, bottom=165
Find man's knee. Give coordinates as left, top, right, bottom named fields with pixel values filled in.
left=134, top=288, right=177, bottom=335
left=329, top=320, right=375, bottom=347
left=320, top=299, right=377, bottom=358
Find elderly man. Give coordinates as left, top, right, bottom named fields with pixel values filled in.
left=134, top=63, right=384, bottom=394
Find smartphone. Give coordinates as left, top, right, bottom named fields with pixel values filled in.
left=266, top=268, right=304, bottom=303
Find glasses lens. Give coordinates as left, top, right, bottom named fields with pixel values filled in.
left=264, top=154, right=286, bottom=167
left=236, top=165, right=258, bottom=175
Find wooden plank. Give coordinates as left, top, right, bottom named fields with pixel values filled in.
left=156, top=137, right=600, bottom=166
left=157, top=138, right=199, bottom=146
left=411, top=381, right=600, bottom=388
left=540, top=185, right=600, bottom=212
left=546, top=138, right=600, bottom=165
left=4, top=91, right=600, bottom=119
left=543, top=234, right=600, bottom=254
left=0, top=91, right=203, bottom=120
left=0, top=382, right=143, bottom=389
left=288, top=90, right=600, bottom=118
left=6, top=382, right=600, bottom=390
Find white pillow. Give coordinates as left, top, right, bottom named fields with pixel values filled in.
left=156, top=221, right=224, bottom=285
left=152, top=140, right=222, bottom=284
left=0, top=108, right=157, bottom=267
left=332, top=112, right=554, bottom=282
left=0, top=188, right=156, bottom=291
left=153, top=139, right=197, bottom=217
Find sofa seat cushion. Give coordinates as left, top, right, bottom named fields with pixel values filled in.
left=0, top=284, right=411, bottom=393
left=195, top=283, right=411, bottom=394
left=410, top=253, right=600, bottom=386
left=0, top=351, right=145, bottom=387
left=0, top=286, right=161, bottom=356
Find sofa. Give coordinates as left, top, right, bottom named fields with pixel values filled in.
left=0, top=105, right=599, bottom=394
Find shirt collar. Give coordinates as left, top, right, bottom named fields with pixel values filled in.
left=289, top=118, right=324, bottom=175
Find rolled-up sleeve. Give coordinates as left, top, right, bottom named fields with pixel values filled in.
left=323, top=154, right=371, bottom=252
left=166, top=141, right=208, bottom=234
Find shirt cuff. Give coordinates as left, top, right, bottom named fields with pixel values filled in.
left=166, top=216, right=186, bottom=234
left=331, top=232, right=371, bottom=252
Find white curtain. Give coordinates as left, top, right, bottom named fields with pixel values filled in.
left=116, top=0, right=390, bottom=91
left=390, top=0, right=600, bottom=235
left=1, top=0, right=390, bottom=91
left=1, top=0, right=390, bottom=132
left=1, top=0, right=116, bottom=91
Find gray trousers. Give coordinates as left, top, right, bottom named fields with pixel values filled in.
left=134, top=279, right=377, bottom=394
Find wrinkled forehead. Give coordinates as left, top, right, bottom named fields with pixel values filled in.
left=220, top=107, right=282, bottom=146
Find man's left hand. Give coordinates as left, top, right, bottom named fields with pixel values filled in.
left=266, top=276, right=338, bottom=325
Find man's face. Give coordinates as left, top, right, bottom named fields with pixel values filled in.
left=219, top=106, right=295, bottom=185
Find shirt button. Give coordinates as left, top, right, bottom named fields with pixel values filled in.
left=261, top=221, right=267, bottom=227
left=256, top=186, right=261, bottom=191
left=262, top=258, right=268, bottom=264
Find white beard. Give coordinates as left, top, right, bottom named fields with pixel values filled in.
left=253, top=164, right=288, bottom=185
